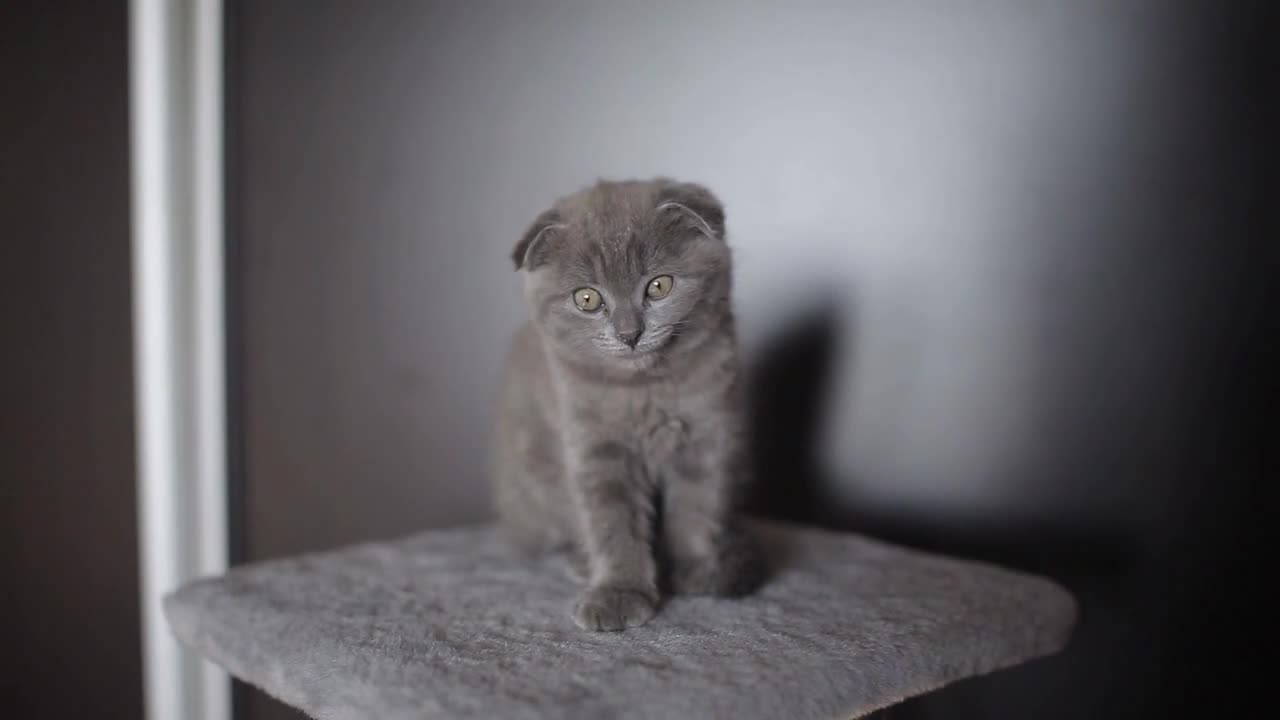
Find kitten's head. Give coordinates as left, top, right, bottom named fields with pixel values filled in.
left=512, top=178, right=733, bottom=372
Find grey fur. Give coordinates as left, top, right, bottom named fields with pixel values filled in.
left=494, top=178, right=760, bottom=631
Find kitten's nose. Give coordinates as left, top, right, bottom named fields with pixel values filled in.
left=616, top=327, right=643, bottom=349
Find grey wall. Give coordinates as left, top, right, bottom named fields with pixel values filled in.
left=231, top=2, right=1264, bottom=719
left=0, top=2, right=142, bottom=717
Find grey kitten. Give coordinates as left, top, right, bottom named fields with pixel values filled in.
left=492, top=177, right=762, bottom=631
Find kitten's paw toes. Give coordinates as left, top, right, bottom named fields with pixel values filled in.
left=572, top=585, right=657, bottom=631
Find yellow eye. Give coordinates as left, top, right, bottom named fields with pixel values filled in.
left=646, top=275, right=673, bottom=299
left=572, top=287, right=603, bottom=312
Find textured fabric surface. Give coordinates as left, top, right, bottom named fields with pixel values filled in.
left=165, top=519, right=1076, bottom=720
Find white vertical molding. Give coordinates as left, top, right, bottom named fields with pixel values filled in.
left=130, top=1, right=231, bottom=719
left=191, top=1, right=231, bottom=719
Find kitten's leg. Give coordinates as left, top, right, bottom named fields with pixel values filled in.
left=569, top=443, right=659, bottom=631
left=493, top=416, right=569, bottom=554
left=560, top=542, right=590, bottom=582
left=663, top=425, right=763, bottom=597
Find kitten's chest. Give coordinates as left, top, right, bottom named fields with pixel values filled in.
left=629, top=392, right=690, bottom=462
left=576, top=378, right=720, bottom=463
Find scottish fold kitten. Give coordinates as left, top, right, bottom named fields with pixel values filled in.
left=493, top=178, right=761, bottom=631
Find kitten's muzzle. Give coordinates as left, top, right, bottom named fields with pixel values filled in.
left=616, top=327, right=643, bottom=349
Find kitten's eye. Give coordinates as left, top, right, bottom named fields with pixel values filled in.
left=572, top=287, right=603, bottom=312
left=646, top=275, right=673, bottom=299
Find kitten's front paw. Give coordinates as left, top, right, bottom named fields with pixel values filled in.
left=572, top=585, right=657, bottom=631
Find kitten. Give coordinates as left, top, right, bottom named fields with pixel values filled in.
left=492, top=177, right=762, bottom=631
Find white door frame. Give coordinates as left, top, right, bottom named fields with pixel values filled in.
left=129, top=1, right=231, bottom=718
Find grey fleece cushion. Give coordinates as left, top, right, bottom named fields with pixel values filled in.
left=164, top=518, right=1076, bottom=720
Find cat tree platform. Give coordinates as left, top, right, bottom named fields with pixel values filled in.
left=164, top=518, right=1076, bottom=719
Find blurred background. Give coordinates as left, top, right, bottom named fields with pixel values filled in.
left=2, top=1, right=1267, bottom=719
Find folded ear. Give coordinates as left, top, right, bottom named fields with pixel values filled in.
left=511, top=208, right=564, bottom=271
left=655, top=181, right=725, bottom=240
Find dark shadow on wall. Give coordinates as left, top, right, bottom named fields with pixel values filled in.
left=738, top=300, right=1155, bottom=720
left=742, top=301, right=846, bottom=528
